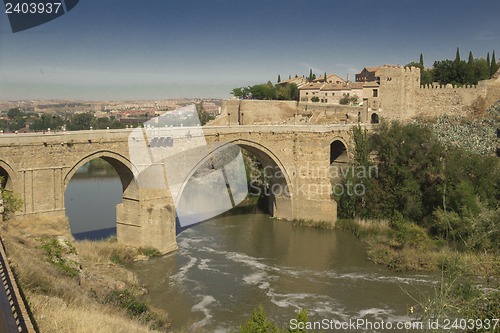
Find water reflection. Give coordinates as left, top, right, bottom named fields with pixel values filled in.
left=64, top=159, right=122, bottom=240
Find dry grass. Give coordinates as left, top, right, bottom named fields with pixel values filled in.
left=27, top=292, right=159, bottom=333
left=1, top=215, right=170, bottom=333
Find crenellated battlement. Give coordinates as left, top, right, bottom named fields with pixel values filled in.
left=419, top=83, right=479, bottom=89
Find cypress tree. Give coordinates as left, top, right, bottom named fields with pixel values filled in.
left=486, top=52, right=490, bottom=66
left=288, top=74, right=291, bottom=80
left=309, top=69, right=313, bottom=81
left=324, top=72, right=327, bottom=82
left=492, top=50, right=498, bottom=76
left=277, top=74, right=281, bottom=83
left=455, top=47, right=461, bottom=62
left=468, top=51, right=474, bottom=65
left=419, top=53, right=424, bottom=68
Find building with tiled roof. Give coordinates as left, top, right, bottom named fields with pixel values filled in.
left=311, top=74, right=346, bottom=84
left=298, top=81, right=377, bottom=104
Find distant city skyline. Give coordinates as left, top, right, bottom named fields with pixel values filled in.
left=1, top=0, right=499, bottom=100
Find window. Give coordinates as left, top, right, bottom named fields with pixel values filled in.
left=373, top=89, right=378, bottom=97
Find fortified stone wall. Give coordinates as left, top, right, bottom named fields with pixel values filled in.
left=378, top=65, right=500, bottom=121
left=217, top=100, right=368, bottom=125
left=415, top=84, right=487, bottom=118
left=218, top=100, right=297, bottom=125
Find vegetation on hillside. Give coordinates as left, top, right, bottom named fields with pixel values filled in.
left=0, top=107, right=126, bottom=132
left=412, top=102, right=500, bottom=155
left=1, top=216, right=170, bottom=333
left=231, top=81, right=299, bottom=101
left=407, top=48, right=499, bottom=86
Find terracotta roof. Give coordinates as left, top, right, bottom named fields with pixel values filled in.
left=320, top=84, right=351, bottom=91
left=347, top=82, right=364, bottom=89
left=312, top=74, right=346, bottom=83
left=277, top=76, right=307, bottom=86
left=299, top=83, right=324, bottom=90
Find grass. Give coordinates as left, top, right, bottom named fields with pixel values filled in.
left=37, top=236, right=80, bottom=277
left=336, top=218, right=499, bottom=275
left=1, top=215, right=171, bottom=333
left=291, top=218, right=335, bottom=229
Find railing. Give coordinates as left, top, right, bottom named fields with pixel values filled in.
left=0, top=237, right=37, bottom=333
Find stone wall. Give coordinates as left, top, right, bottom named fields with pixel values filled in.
left=217, top=100, right=369, bottom=125
left=378, top=66, right=420, bottom=121
left=377, top=65, right=500, bottom=121
left=415, top=84, right=487, bottom=118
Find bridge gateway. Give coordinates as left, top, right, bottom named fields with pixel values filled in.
left=0, top=124, right=367, bottom=253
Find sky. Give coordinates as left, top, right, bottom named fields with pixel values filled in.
left=0, top=0, right=499, bottom=100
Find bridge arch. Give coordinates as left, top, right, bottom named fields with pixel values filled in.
left=63, top=150, right=140, bottom=240
left=0, top=160, right=16, bottom=191
left=64, top=150, right=138, bottom=192
left=330, top=138, right=349, bottom=165
left=175, top=139, right=293, bottom=223
left=330, top=138, right=349, bottom=184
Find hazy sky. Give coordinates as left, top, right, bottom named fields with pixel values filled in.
left=1, top=0, right=499, bottom=100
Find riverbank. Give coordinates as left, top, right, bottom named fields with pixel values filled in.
left=1, top=215, right=171, bottom=333
left=335, top=218, right=499, bottom=277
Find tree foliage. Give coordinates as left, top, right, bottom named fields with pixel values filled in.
left=231, top=83, right=299, bottom=101
left=407, top=49, right=497, bottom=86
left=336, top=122, right=500, bottom=252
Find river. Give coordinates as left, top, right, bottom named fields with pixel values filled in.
left=65, top=160, right=435, bottom=332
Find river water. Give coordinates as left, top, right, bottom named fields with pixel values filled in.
left=66, top=161, right=435, bottom=332
left=132, top=214, right=435, bottom=332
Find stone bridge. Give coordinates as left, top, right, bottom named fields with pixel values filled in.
left=0, top=124, right=372, bottom=253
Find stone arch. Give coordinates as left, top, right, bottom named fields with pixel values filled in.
left=330, top=139, right=349, bottom=184
left=175, top=139, right=293, bottom=223
left=0, top=160, right=16, bottom=191
left=64, top=150, right=140, bottom=240
left=371, top=113, right=379, bottom=124
left=64, top=150, right=138, bottom=192
left=330, top=139, right=349, bottom=165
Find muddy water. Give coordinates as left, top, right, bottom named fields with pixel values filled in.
left=132, top=214, right=434, bottom=332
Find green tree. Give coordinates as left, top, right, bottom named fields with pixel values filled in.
left=335, top=125, right=374, bottom=218
left=324, top=72, right=327, bottom=82
left=419, top=53, right=424, bottom=68
left=238, top=306, right=281, bottom=333
left=0, top=177, right=22, bottom=218
left=277, top=74, right=281, bottom=83
left=474, top=58, right=491, bottom=82
left=455, top=47, right=461, bottom=62
left=308, top=69, right=313, bottom=81
left=486, top=52, right=490, bottom=67
left=310, top=96, right=319, bottom=102
left=250, top=84, right=276, bottom=100
left=7, top=108, right=22, bottom=119
left=491, top=50, right=498, bottom=76
left=467, top=51, right=474, bottom=65
left=231, top=87, right=250, bottom=99
left=287, top=309, right=309, bottom=333
left=66, top=113, right=94, bottom=131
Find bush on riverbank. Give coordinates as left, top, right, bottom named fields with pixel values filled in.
left=335, top=118, right=499, bottom=272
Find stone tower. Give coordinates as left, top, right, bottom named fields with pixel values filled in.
left=378, top=66, right=421, bottom=120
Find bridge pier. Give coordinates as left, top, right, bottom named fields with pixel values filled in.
left=117, top=188, right=177, bottom=254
